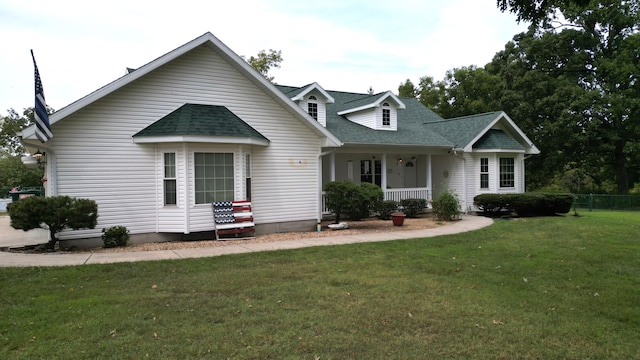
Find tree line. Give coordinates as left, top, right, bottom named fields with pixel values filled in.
left=400, top=0, right=639, bottom=194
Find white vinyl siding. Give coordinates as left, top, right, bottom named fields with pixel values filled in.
left=344, top=105, right=398, bottom=131
left=51, top=44, right=322, bottom=239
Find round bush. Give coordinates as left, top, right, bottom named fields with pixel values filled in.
left=102, top=226, right=130, bottom=248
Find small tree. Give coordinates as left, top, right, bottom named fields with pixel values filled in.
left=8, top=196, right=98, bottom=249
left=244, top=49, right=282, bottom=83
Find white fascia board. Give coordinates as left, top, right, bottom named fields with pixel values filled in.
left=132, top=135, right=269, bottom=146
left=337, top=91, right=406, bottom=115
left=290, top=82, right=335, bottom=103
left=462, top=111, right=540, bottom=154
left=382, top=91, right=406, bottom=109
left=472, top=148, right=526, bottom=154
left=17, top=126, right=36, bottom=140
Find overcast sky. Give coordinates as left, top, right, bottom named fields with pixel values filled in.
left=0, top=0, right=529, bottom=115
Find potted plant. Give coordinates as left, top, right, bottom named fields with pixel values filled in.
left=391, top=212, right=406, bottom=226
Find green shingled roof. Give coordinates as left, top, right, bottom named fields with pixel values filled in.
left=423, top=111, right=502, bottom=148
left=473, top=129, right=524, bottom=150
left=275, top=86, right=530, bottom=151
left=327, top=95, right=453, bottom=146
left=133, top=104, right=269, bottom=142
left=276, top=85, right=453, bottom=147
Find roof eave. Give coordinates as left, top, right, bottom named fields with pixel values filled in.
left=341, top=142, right=453, bottom=149
left=132, top=135, right=270, bottom=146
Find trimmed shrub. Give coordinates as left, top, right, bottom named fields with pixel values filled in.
left=474, top=193, right=573, bottom=217
left=378, top=200, right=398, bottom=220
left=8, top=195, right=98, bottom=249
left=324, top=181, right=384, bottom=222
left=432, top=189, right=461, bottom=221
left=356, top=182, right=384, bottom=220
left=470, top=193, right=507, bottom=215
left=102, top=226, right=130, bottom=248
left=400, top=198, right=427, bottom=218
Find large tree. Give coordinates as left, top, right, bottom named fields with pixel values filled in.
left=417, top=66, right=503, bottom=119
left=487, top=29, right=599, bottom=190
left=497, top=0, right=640, bottom=193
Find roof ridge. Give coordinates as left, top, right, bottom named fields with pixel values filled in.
left=445, top=111, right=503, bottom=121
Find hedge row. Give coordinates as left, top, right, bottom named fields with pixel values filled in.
left=473, top=193, right=573, bottom=217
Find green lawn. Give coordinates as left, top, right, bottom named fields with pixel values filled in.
left=1, top=211, right=639, bottom=359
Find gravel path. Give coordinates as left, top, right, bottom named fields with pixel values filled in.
left=78, top=216, right=442, bottom=253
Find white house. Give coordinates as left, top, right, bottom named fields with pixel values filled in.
left=18, top=32, right=539, bottom=246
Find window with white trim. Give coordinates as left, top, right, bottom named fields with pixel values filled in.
left=164, top=153, right=177, bottom=205
left=361, top=160, right=382, bottom=187
left=308, top=95, right=318, bottom=120
left=480, top=157, right=489, bottom=189
left=499, top=157, right=515, bottom=188
left=382, top=102, right=391, bottom=126
left=245, top=154, right=251, bottom=200
left=194, top=152, right=234, bottom=204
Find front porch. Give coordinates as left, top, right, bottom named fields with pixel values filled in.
left=322, top=187, right=431, bottom=214
left=318, top=150, right=463, bottom=217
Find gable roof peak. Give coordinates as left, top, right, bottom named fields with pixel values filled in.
left=290, top=82, right=335, bottom=103
left=336, top=90, right=406, bottom=115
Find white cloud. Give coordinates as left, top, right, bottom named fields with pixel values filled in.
left=0, top=0, right=527, bottom=113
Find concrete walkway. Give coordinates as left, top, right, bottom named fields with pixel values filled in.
left=0, top=216, right=49, bottom=249
left=0, top=215, right=493, bottom=267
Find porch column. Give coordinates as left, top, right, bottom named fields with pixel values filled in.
left=426, top=154, right=432, bottom=200
left=381, top=153, right=387, bottom=190
left=318, top=154, right=323, bottom=223
left=330, top=152, right=336, bottom=181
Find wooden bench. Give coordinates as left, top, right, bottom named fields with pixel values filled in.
left=212, top=200, right=255, bottom=240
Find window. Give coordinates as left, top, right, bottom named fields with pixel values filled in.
left=382, top=102, right=390, bottom=126
left=361, top=160, right=382, bottom=187
left=480, top=157, right=489, bottom=189
left=164, top=153, right=177, bottom=205
left=308, top=102, right=318, bottom=120
left=194, top=153, right=234, bottom=204
left=245, top=154, right=251, bottom=200
left=499, top=157, right=515, bottom=188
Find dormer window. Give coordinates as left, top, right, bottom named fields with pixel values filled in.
left=308, top=95, right=318, bottom=120
left=382, top=102, right=391, bottom=126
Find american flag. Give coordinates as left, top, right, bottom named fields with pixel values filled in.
left=31, top=50, right=52, bottom=143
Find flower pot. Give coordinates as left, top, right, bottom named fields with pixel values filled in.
left=391, top=213, right=406, bottom=226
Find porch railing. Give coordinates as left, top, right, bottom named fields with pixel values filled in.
left=322, top=187, right=431, bottom=214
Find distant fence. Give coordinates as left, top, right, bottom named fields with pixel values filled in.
left=1, top=187, right=45, bottom=200
left=573, top=194, right=640, bottom=211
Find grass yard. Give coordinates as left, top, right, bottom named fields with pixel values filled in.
left=1, top=211, right=639, bottom=359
